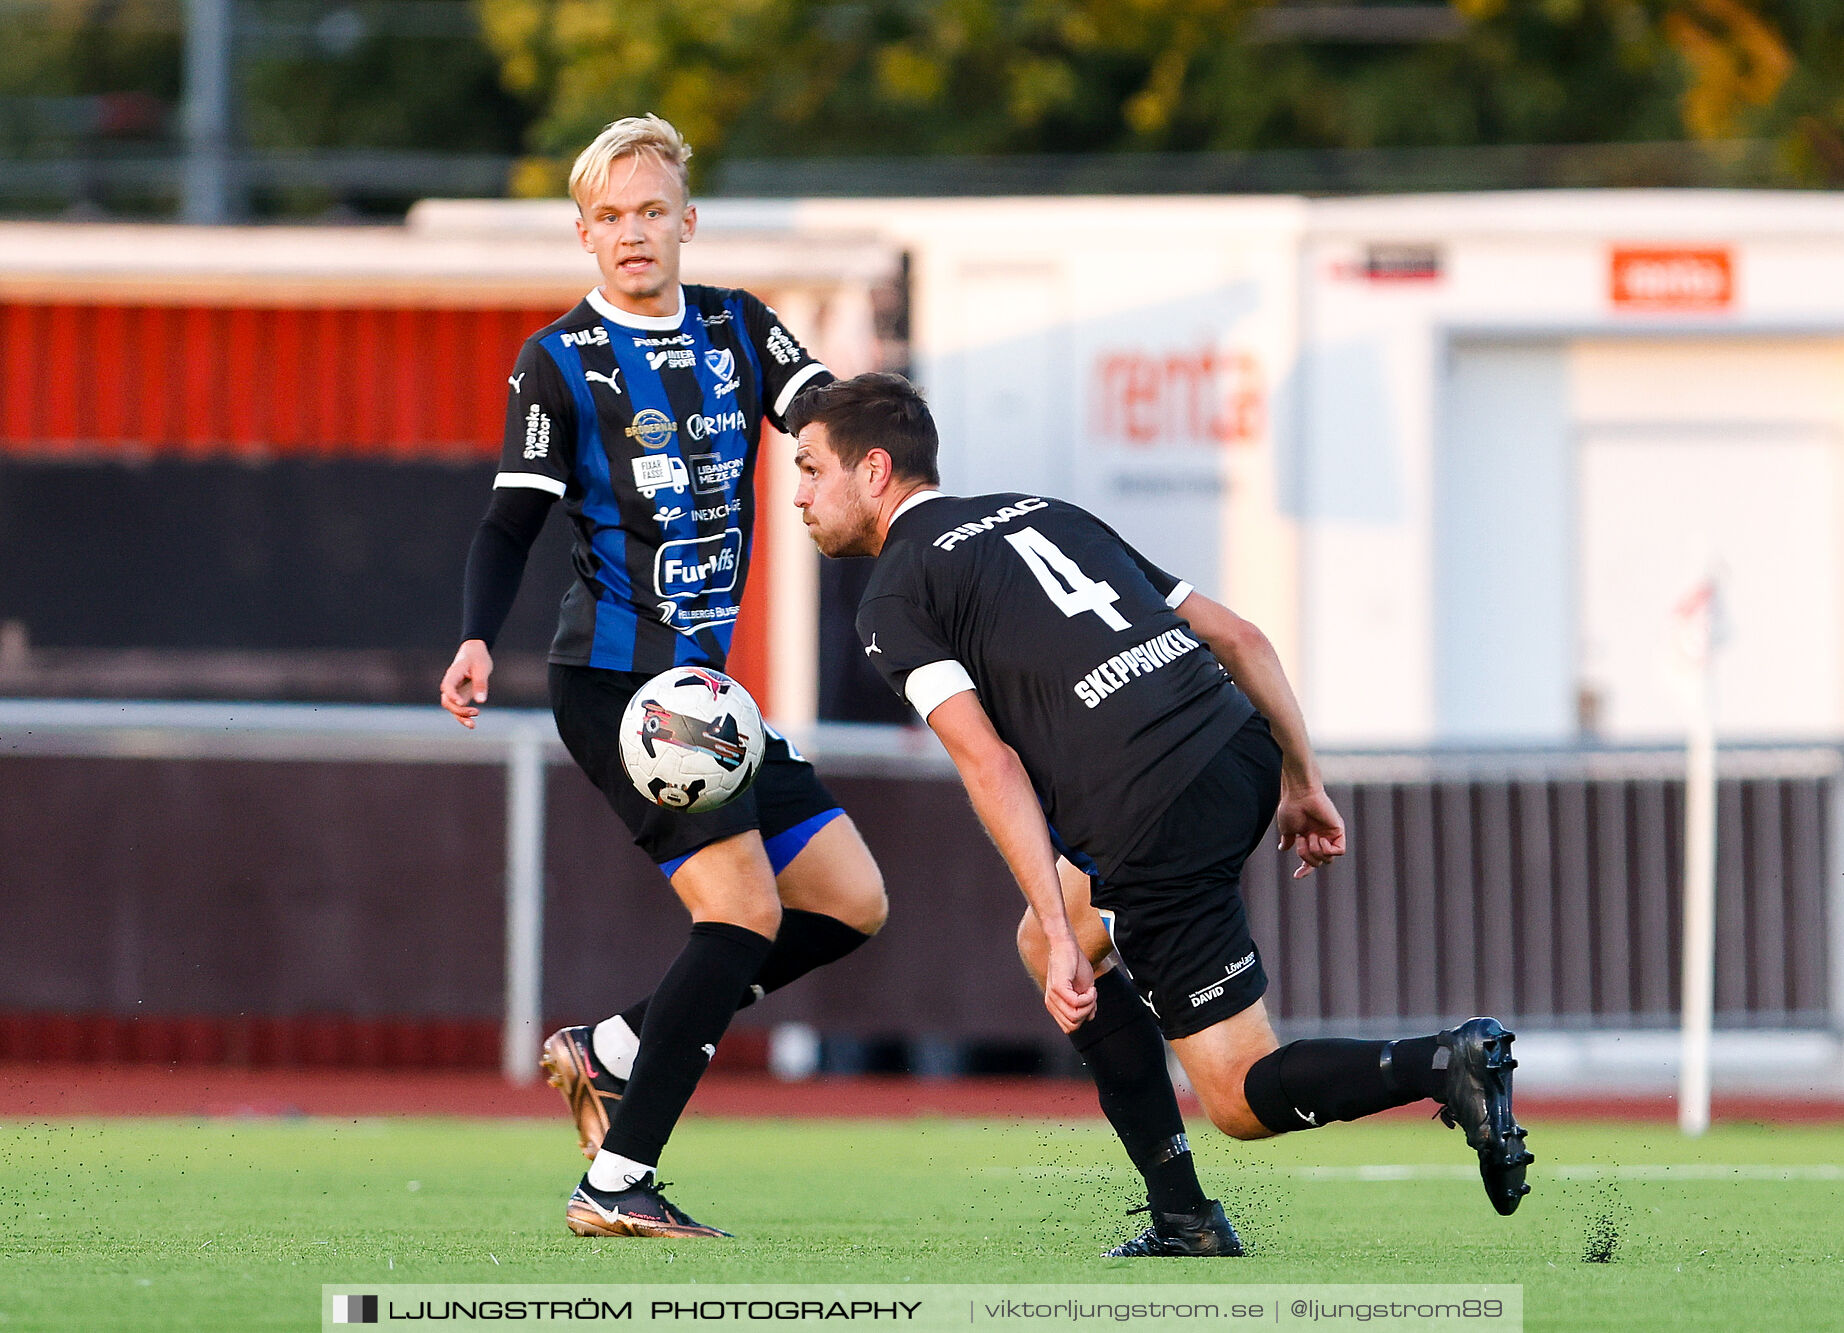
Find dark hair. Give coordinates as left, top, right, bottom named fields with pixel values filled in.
left=785, top=372, right=940, bottom=485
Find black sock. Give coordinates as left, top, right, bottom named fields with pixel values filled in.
left=752, top=908, right=873, bottom=993
left=618, top=909, right=871, bottom=1035
left=601, top=921, right=773, bottom=1166
left=1069, top=970, right=1207, bottom=1214
left=1242, top=1034, right=1442, bottom=1135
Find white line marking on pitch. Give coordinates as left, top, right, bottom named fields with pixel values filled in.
left=1295, top=1164, right=1843, bottom=1182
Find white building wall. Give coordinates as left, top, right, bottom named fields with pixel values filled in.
left=788, top=190, right=1844, bottom=746
left=219, top=189, right=1844, bottom=746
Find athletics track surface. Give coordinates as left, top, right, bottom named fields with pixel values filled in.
left=2, top=1064, right=1840, bottom=1123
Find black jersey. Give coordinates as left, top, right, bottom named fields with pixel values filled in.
left=856, top=492, right=1255, bottom=878
left=494, top=284, right=829, bottom=674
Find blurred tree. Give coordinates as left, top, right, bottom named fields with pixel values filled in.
left=239, top=3, right=528, bottom=158
left=0, top=1, right=182, bottom=152
left=0, top=1, right=536, bottom=216
left=480, top=0, right=1844, bottom=190
left=478, top=0, right=1703, bottom=190
left=1660, top=0, right=1844, bottom=185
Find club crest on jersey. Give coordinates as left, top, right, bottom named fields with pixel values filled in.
left=704, top=348, right=735, bottom=382
left=625, top=408, right=677, bottom=449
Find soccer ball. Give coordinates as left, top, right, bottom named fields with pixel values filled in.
left=618, top=667, right=766, bottom=813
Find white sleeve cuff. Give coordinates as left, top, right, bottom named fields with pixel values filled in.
left=494, top=472, right=567, bottom=496
left=904, top=659, right=976, bottom=721
left=774, top=362, right=830, bottom=419
left=1165, top=580, right=1193, bottom=609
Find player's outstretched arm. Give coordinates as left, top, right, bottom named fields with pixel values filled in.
left=1176, top=591, right=1346, bottom=879
left=926, top=691, right=1097, bottom=1032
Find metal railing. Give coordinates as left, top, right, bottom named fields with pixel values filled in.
left=3, top=701, right=1838, bottom=1083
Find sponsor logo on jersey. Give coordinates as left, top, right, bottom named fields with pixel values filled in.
left=625, top=408, right=677, bottom=449
left=647, top=347, right=696, bottom=371
left=653, top=504, right=687, bottom=523
left=655, top=600, right=741, bottom=636
left=655, top=527, right=744, bottom=599
left=697, top=309, right=735, bottom=327
left=507, top=372, right=525, bottom=392
left=522, top=404, right=551, bottom=460
left=1188, top=952, right=1257, bottom=1009
left=632, top=333, right=694, bottom=348
left=632, top=454, right=689, bottom=498
left=690, top=499, right=741, bottom=522
left=931, top=496, right=1050, bottom=551
left=585, top=368, right=622, bottom=394
left=1072, top=626, right=1202, bottom=710
left=561, top=325, right=609, bottom=348
left=764, top=324, right=802, bottom=366
left=685, top=409, right=748, bottom=441
left=690, top=453, right=745, bottom=495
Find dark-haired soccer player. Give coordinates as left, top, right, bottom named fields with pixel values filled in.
left=440, top=115, right=887, bottom=1240
left=787, top=372, right=1532, bottom=1256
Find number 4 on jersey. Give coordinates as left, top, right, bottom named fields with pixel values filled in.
left=1004, top=527, right=1131, bottom=631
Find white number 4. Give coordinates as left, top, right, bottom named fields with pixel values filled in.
left=1004, top=527, right=1131, bottom=631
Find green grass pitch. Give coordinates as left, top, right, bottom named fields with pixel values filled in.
left=2, top=1113, right=1840, bottom=1330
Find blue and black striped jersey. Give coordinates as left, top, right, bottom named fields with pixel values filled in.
left=494, top=284, right=830, bottom=673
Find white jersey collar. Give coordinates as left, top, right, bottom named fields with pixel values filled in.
left=587, top=285, right=687, bottom=331
left=890, top=489, right=946, bottom=526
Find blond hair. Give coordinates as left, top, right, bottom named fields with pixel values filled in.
left=569, top=115, right=693, bottom=211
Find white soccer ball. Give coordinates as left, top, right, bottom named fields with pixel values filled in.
left=618, top=667, right=766, bottom=813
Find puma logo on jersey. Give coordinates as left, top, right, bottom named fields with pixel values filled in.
left=585, top=368, right=622, bottom=393
left=508, top=373, right=525, bottom=392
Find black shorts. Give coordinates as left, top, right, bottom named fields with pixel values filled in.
left=550, top=663, right=843, bottom=877
left=1090, top=714, right=1283, bottom=1040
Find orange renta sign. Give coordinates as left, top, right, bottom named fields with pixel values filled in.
left=1610, top=247, right=1734, bottom=310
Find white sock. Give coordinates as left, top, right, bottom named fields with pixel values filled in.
left=588, top=1150, right=654, bottom=1193
left=592, top=1016, right=640, bottom=1080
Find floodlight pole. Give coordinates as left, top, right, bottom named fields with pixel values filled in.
left=181, top=0, right=237, bottom=222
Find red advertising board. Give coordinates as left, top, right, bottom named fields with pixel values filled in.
left=1610, top=247, right=1734, bottom=311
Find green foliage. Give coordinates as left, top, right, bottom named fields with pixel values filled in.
left=477, top=0, right=1703, bottom=186
left=0, top=0, right=182, bottom=153
left=237, top=10, right=525, bottom=155
left=478, top=0, right=1844, bottom=188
